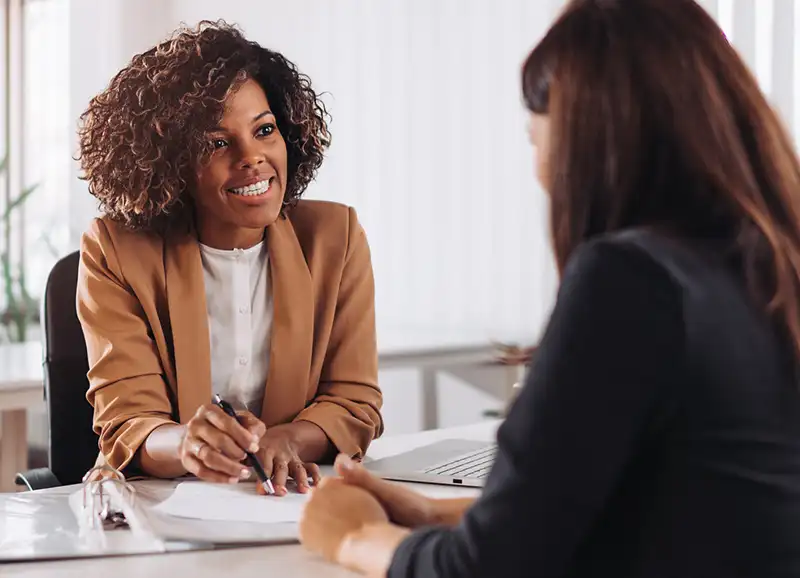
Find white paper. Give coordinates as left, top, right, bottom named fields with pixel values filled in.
left=150, top=481, right=309, bottom=524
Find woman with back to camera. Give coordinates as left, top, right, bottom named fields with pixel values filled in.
left=298, top=0, right=800, bottom=575
left=76, top=21, right=382, bottom=495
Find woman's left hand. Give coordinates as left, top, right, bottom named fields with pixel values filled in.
left=255, top=424, right=323, bottom=496
left=299, top=477, right=390, bottom=563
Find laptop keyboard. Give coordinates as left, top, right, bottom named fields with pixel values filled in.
left=423, top=444, right=497, bottom=479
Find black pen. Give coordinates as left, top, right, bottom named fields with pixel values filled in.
left=213, top=393, right=275, bottom=495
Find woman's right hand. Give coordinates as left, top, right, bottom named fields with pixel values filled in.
left=179, top=404, right=266, bottom=483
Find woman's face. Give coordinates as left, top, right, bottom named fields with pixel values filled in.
left=193, top=78, right=288, bottom=249
left=529, top=113, right=550, bottom=192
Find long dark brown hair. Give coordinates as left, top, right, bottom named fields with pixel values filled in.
left=523, top=0, right=800, bottom=359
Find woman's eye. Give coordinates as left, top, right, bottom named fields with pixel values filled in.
left=211, top=138, right=228, bottom=149
left=257, top=124, right=275, bottom=137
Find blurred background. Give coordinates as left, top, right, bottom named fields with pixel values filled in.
left=0, top=0, right=799, bottom=480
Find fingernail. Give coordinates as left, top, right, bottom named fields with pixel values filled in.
left=240, top=468, right=250, bottom=479
left=340, top=456, right=355, bottom=470
left=251, top=435, right=260, bottom=445
left=249, top=442, right=259, bottom=453
left=229, top=477, right=238, bottom=484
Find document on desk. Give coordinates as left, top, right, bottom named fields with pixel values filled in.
left=150, top=480, right=309, bottom=524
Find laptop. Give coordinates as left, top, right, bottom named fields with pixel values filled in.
left=365, top=439, right=497, bottom=488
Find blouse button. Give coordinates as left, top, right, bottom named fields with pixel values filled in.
left=238, top=357, right=249, bottom=366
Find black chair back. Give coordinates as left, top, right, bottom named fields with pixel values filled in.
left=42, top=250, right=98, bottom=484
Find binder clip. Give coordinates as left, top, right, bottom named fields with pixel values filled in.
left=80, top=465, right=136, bottom=534
left=71, top=465, right=166, bottom=554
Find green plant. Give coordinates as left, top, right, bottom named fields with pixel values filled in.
left=0, top=154, right=39, bottom=343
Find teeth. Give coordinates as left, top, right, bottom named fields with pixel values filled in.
left=229, top=178, right=271, bottom=196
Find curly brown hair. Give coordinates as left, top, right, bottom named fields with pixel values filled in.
left=78, top=21, right=331, bottom=232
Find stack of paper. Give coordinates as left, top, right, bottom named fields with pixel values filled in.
left=150, top=481, right=310, bottom=524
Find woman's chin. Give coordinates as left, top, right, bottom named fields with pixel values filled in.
left=243, top=207, right=283, bottom=229
left=226, top=197, right=282, bottom=227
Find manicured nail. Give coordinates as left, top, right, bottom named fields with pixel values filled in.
left=228, top=477, right=238, bottom=484
left=240, top=468, right=250, bottom=479
left=251, top=435, right=260, bottom=445
left=340, top=456, right=355, bottom=470
left=249, top=442, right=259, bottom=453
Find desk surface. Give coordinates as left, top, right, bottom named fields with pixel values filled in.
left=0, top=420, right=499, bottom=577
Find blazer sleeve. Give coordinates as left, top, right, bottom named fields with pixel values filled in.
left=294, top=207, right=383, bottom=458
left=77, top=219, right=175, bottom=472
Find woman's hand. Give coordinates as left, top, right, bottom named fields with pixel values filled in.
left=299, top=477, right=390, bottom=563
left=179, top=404, right=265, bottom=483
left=332, top=454, right=438, bottom=528
left=255, top=423, right=324, bottom=496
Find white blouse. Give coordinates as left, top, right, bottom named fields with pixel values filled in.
left=199, top=240, right=273, bottom=417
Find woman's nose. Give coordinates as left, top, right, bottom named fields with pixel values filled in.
left=236, top=141, right=266, bottom=169
left=237, top=153, right=265, bottom=169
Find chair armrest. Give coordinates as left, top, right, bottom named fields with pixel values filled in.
left=14, top=467, right=61, bottom=491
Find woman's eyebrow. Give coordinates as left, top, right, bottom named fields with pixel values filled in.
left=212, top=110, right=274, bottom=132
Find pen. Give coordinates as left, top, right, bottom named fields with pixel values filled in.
left=213, top=393, right=275, bottom=495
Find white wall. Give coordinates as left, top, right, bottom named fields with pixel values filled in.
left=66, top=0, right=800, bottom=349
left=68, top=0, right=179, bottom=247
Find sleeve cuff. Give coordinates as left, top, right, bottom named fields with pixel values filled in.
left=293, top=402, right=377, bottom=460
left=100, top=416, right=176, bottom=473
left=388, top=527, right=447, bottom=578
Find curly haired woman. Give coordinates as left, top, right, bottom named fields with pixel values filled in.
left=76, top=21, right=382, bottom=495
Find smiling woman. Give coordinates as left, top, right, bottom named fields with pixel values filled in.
left=75, top=21, right=383, bottom=495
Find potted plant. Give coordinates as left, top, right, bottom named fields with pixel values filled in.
left=0, top=154, right=39, bottom=343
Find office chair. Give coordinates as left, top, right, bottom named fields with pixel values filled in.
left=14, top=250, right=99, bottom=490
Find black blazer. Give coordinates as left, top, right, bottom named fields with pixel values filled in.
left=390, top=230, right=800, bottom=578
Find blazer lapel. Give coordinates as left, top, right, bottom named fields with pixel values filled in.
left=165, top=229, right=213, bottom=423
left=260, top=217, right=314, bottom=425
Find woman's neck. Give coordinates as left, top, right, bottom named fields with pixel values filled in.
left=196, top=224, right=265, bottom=250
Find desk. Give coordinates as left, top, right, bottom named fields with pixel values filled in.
left=0, top=342, right=44, bottom=493
left=378, top=328, right=528, bottom=430
left=0, top=420, right=499, bottom=578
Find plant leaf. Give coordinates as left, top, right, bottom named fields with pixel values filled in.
left=1, top=183, right=39, bottom=223
left=0, top=157, right=41, bottom=341
left=1, top=252, right=17, bottom=316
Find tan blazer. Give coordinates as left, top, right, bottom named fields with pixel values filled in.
left=78, top=200, right=383, bottom=472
